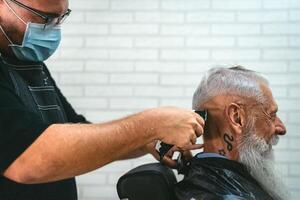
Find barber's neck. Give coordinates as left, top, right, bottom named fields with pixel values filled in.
left=203, top=120, right=239, bottom=161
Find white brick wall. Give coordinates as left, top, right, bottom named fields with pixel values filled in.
left=45, top=0, right=300, bottom=199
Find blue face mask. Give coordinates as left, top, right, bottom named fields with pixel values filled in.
left=0, top=23, right=61, bottom=63
left=11, top=23, right=61, bottom=62
left=0, top=0, right=61, bottom=62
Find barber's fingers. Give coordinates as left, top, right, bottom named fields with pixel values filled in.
left=161, top=155, right=178, bottom=169
left=192, top=111, right=205, bottom=127
left=191, top=113, right=204, bottom=137
left=179, top=143, right=204, bottom=151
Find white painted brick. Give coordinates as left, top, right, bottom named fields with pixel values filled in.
left=263, top=0, right=290, bottom=9
left=109, top=98, right=158, bottom=109
left=161, top=0, right=210, bottom=10
left=289, top=164, right=300, bottom=175
left=287, top=125, right=300, bottom=137
left=61, top=49, right=109, bottom=60
left=60, top=37, right=85, bottom=48
left=289, top=62, right=300, bottom=72
left=275, top=151, right=300, bottom=162
left=134, top=37, right=184, bottom=48
left=212, top=24, right=260, bottom=35
left=135, top=61, right=185, bottom=72
left=85, top=61, right=134, bottom=72
left=289, top=11, right=300, bottom=21
left=241, top=62, right=288, bottom=73
left=46, top=61, right=85, bottom=72
left=288, top=87, right=300, bottom=98
left=160, top=74, right=202, bottom=86
left=65, top=12, right=85, bottom=23
left=289, top=36, right=300, bottom=47
left=85, top=110, right=133, bottom=122
left=237, top=11, right=288, bottom=22
left=69, top=0, right=109, bottom=10
left=186, top=36, right=235, bottom=47
left=286, top=177, right=300, bottom=189
left=110, top=73, right=159, bottom=84
left=111, top=0, right=159, bottom=10
left=60, top=73, right=109, bottom=85
left=212, top=50, right=260, bottom=60
left=185, top=62, right=215, bottom=73
left=161, top=25, right=210, bottom=36
left=98, top=161, right=133, bottom=173
left=77, top=172, right=106, bottom=185
left=86, top=37, right=133, bottom=48
left=289, top=138, right=300, bottom=149
left=135, top=12, right=184, bottom=23
left=85, top=86, right=133, bottom=97
left=86, top=12, right=133, bottom=23
left=161, top=49, right=210, bottom=61
left=212, top=0, right=262, bottom=10
left=288, top=113, right=300, bottom=124
left=134, top=86, right=185, bottom=97
left=186, top=12, right=235, bottom=23
left=63, top=24, right=108, bottom=35
left=263, top=24, right=300, bottom=35
left=110, top=49, right=158, bottom=60
left=277, top=99, right=300, bottom=111
left=60, top=86, right=84, bottom=97
left=184, top=87, right=198, bottom=98
left=270, top=87, right=288, bottom=98
left=160, top=98, right=192, bottom=109
left=238, top=36, right=288, bottom=47
left=291, top=192, right=300, bottom=200
left=273, top=137, right=288, bottom=149
left=82, top=186, right=117, bottom=198
left=263, top=49, right=300, bottom=60
left=68, top=97, right=108, bottom=109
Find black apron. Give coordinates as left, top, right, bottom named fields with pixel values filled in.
left=0, top=56, right=77, bottom=200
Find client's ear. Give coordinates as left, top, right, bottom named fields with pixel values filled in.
left=226, top=103, right=245, bottom=135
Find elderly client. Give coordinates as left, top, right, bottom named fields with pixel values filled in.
left=175, top=67, right=289, bottom=200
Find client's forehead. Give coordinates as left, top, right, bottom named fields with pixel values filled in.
left=259, top=84, right=278, bottom=113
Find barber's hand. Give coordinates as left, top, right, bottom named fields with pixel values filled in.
left=145, top=107, right=205, bottom=150
left=144, top=141, right=203, bottom=168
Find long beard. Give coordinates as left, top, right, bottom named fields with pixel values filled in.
left=238, top=118, right=289, bottom=200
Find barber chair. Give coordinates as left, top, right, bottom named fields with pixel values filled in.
left=117, top=163, right=177, bottom=200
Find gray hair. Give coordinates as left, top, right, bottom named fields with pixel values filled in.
left=192, top=66, right=269, bottom=110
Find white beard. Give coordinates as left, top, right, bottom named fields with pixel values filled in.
left=238, top=118, right=290, bottom=200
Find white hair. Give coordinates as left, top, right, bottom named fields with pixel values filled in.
left=192, top=66, right=269, bottom=110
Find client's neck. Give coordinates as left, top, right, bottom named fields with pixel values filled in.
left=203, top=122, right=239, bottom=160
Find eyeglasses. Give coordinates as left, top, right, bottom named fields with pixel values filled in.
left=6, top=0, right=71, bottom=29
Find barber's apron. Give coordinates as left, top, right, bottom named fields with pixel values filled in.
left=0, top=57, right=77, bottom=200
left=6, top=62, right=67, bottom=124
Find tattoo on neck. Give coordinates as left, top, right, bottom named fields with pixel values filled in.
left=223, top=133, right=234, bottom=151
left=218, top=149, right=226, bottom=156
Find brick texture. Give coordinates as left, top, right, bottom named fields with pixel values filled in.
left=45, top=0, right=300, bottom=199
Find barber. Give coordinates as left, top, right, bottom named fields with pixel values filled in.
left=0, top=0, right=204, bottom=199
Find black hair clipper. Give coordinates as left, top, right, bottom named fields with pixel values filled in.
left=155, top=110, right=207, bottom=162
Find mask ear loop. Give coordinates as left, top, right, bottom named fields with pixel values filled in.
left=3, top=0, right=27, bottom=25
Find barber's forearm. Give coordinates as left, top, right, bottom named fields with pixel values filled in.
left=4, top=113, right=155, bottom=184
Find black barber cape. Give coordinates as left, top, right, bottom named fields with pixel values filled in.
left=0, top=55, right=88, bottom=200
left=174, top=155, right=274, bottom=200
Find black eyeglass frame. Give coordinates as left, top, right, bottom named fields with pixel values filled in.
left=6, top=0, right=71, bottom=28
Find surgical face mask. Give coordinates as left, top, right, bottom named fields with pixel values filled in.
left=0, top=0, right=61, bottom=62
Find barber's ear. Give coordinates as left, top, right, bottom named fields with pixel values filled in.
left=227, top=103, right=245, bottom=133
